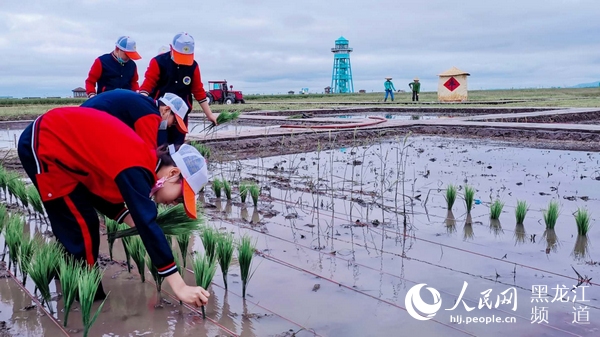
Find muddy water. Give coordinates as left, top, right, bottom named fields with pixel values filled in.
left=197, top=135, right=600, bottom=336
left=323, top=113, right=443, bottom=120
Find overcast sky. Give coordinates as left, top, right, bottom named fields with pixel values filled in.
left=1, top=0, right=599, bottom=97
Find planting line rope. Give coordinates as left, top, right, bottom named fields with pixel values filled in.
left=4, top=267, right=70, bottom=336
left=214, top=217, right=596, bottom=334
left=252, top=195, right=595, bottom=285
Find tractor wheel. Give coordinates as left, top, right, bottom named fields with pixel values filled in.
left=207, top=93, right=213, bottom=105
left=225, top=97, right=233, bottom=105
left=241, top=99, right=245, bottom=104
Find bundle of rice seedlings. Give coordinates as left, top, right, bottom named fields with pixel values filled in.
left=249, top=184, right=260, bottom=207
left=146, top=254, right=164, bottom=300
left=463, top=185, right=475, bottom=213
left=5, top=171, right=21, bottom=203
left=27, top=241, right=62, bottom=313
left=124, top=235, right=146, bottom=282
left=489, top=199, right=504, bottom=220
left=514, top=223, right=526, bottom=245
left=59, top=256, right=83, bottom=327
left=212, top=179, right=223, bottom=199
left=78, top=265, right=108, bottom=337
left=204, top=111, right=241, bottom=133
left=27, top=185, right=45, bottom=217
left=444, top=184, right=457, bottom=211
left=12, top=180, right=28, bottom=212
left=572, top=235, right=589, bottom=260
left=5, top=214, right=23, bottom=271
left=0, top=166, right=7, bottom=199
left=574, top=208, right=590, bottom=236
left=445, top=210, right=456, bottom=234
left=515, top=200, right=528, bottom=225
left=216, top=233, right=234, bottom=290
left=543, top=200, right=560, bottom=230
left=104, top=217, right=119, bottom=261
left=176, top=233, right=190, bottom=268
left=18, top=233, right=39, bottom=286
left=173, top=245, right=184, bottom=277
left=239, top=183, right=249, bottom=203
left=223, top=180, right=232, bottom=200
left=0, top=203, right=6, bottom=233
left=201, top=226, right=219, bottom=265
left=190, top=142, right=211, bottom=160
left=109, top=204, right=203, bottom=240
left=489, top=219, right=503, bottom=237
left=116, top=223, right=132, bottom=272
left=192, top=252, right=217, bottom=318
left=238, top=235, right=256, bottom=299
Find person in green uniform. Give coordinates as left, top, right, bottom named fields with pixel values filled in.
left=384, top=77, right=396, bottom=102
left=409, top=77, right=420, bottom=102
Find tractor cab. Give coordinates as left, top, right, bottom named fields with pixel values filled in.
left=206, top=80, right=245, bottom=105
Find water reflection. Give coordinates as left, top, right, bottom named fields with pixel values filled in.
left=543, top=229, right=559, bottom=254
left=251, top=207, right=260, bottom=225
left=463, top=214, right=474, bottom=241
left=445, top=210, right=456, bottom=234
left=489, top=219, right=503, bottom=237
left=572, top=235, right=590, bottom=260
left=240, top=301, right=256, bottom=337
left=240, top=206, right=250, bottom=222
left=514, top=223, right=526, bottom=245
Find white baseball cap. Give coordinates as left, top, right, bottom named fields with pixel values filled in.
left=168, top=144, right=208, bottom=219
left=158, top=93, right=189, bottom=133
left=158, top=45, right=169, bottom=55
left=115, top=36, right=141, bottom=60
left=170, top=32, right=195, bottom=65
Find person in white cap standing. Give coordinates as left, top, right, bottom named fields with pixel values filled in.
left=81, top=90, right=189, bottom=151
left=140, top=32, right=217, bottom=145
left=157, top=46, right=169, bottom=55
left=85, top=36, right=142, bottom=98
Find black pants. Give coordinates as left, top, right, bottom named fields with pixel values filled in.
left=412, top=91, right=419, bottom=101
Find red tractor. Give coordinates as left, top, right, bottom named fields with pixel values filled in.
left=206, top=80, right=245, bottom=105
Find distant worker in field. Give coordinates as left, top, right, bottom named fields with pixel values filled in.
left=157, top=46, right=169, bottom=55
left=85, top=36, right=141, bottom=98
left=409, top=77, right=421, bottom=102
left=140, top=32, right=217, bottom=145
left=384, top=77, right=396, bottom=102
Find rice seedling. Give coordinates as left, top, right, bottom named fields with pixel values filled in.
left=27, top=241, right=62, bottom=313
left=543, top=200, right=560, bottom=230
left=192, top=252, right=217, bottom=318
left=212, top=179, right=223, bottom=199
left=173, top=245, right=184, bottom=278
left=489, top=199, right=504, bottom=220
left=238, top=235, right=256, bottom=299
left=5, top=214, right=23, bottom=272
left=19, top=234, right=39, bottom=286
left=463, top=185, right=475, bottom=213
left=0, top=166, right=7, bottom=199
left=117, top=223, right=132, bottom=273
left=223, top=179, right=232, bottom=200
left=146, top=254, right=164, bottom=301
left=176, top=233, right=190, bottom=269
left=204, top=110, right=241, bottom=133
left=78, top=265, right=108, bottom=337
left=201, top=226, right=219, bottom=265
left=124, top=235, right=146, bottom=282
left=190, top=141, right=211, bottom=160
left=239, top=183, right=249, bottom=203
left=249, top=184, right=260, bottom=207
left=12, top=179, right=29, bottom=211
left=0, top=203, right=6, bottom=233
left=463, top=223, right=474, bottom=241
left=59, top=256, right=83, bottom=327
left=216, top=232, right=234, bottom=290
left=515, top=200, right=528, bottom=225
left=27, top=185, right=45, bottom=217
left=109, top=204, right=203, bottom=240
left=104, top=216, right=119, bottom=261
left=572, top=235, right=589, bottom=260
left=514, top=223, right=526, bottom=245
left=574, top=208, right=590, bottom=236
left=5, top=171, right=21, bottom=203
left=444, top=184, right=457, bottom=210
left=445, top=210, right=456, bottom=234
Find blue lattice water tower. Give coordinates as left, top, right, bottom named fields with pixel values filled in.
left=331, top=36, right=354, bottom=93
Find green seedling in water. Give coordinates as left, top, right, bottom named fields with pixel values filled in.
left=27, top=185, right=45, bottom=217
left=223, top=180, right=232, bottom=200
left=5, top=214, right=23, bottom=272
left=19, top=234, right=39, bottom=286
left=201, top=226, right=218, bottom=265
left=59, top=256, right=83, bottom=327
left=249, top=184, right=260, bottom=207
left=238, top=235, right=256, bottom=299
left=515, top=200, right=528, bottom=225
left=444, top=184, right=457, bottom=210
left=109, top=204, right=203, bottom=240
left=28, top=241, right=62, bottom=313
left=146, top=254, right=164, bottom=300
left=104, top=217, right=119, bottom=261
left=212, top=179, right=223, bottom=198
left=176, top=233, right=190, bottom=269
left=216, top=233, right=234, bottom=290
left=239, top=183, right=249, bottom=203
left=0, top=167, right=7, bottom=198
left=192, top=252, right=217, bottom=318
left=118, top=223, right=132, bottom=272
left=173, top=247, right=184, bottom=305
left=543, top=200, right=560, bottom=230
left=5, top=172, right=22, bottom=203
left=575, top=208, right=590, bottom=236
left=124, top=235, right=146, bottom=282
left=190, top=142, right=211, bottom=160
left=464, top=185, right=475, bottom=213
left=78, top=265, right=108, bottom=337
left=0, top=203, right=7, bottom=234
left=12, top=180, right=29, bottom=211
left=490, top=199, right=504, bottom=220
left=204, top=110, right=241, bottom=133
